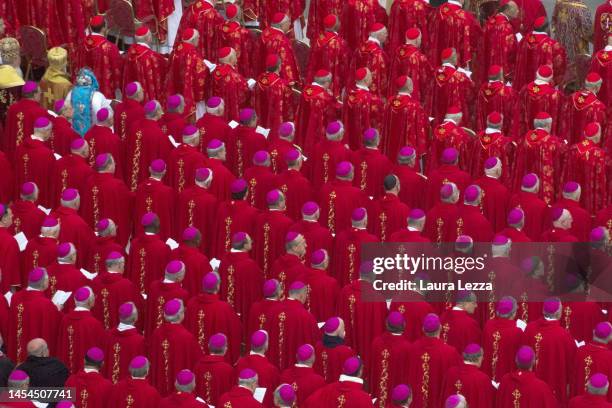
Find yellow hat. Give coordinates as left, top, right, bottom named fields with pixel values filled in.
left=47, top=47, right=68, bottom=67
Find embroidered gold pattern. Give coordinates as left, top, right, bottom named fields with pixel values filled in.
left=16, top=303, right=24, bottom=363
left=112, top=343, right=121, bottom=383
left=421, top=353, right=430, bottom=407
left=131, top=131, right=143, bottom=192
left=328, top=191, right=336, bottom=235
left=227, top=265, right=235, bottom=307
left=278, top=312, right=286, bottom=368
left=177, top=158, right=186, bottom=192
left=188, top=200, right=196, bottom=226
left=492, top=331, right=501, bottom=381
left=138, top=248, right=147, bottom=294
left=67, top=325, right=75, bottom=372
left=197, top=309, right=206, bottom=349
left=101, top=288, right=110, bottom=329
left=263, top=223, right=271, bottom=277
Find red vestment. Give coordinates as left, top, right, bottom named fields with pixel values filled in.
left=497, top=370, right=558, bottom=407
left=148, top=322, right=203, bottom=396
left=244, top=165, right=279, bottom=211
left=280, top=365, right=326, bottom=405
left=51, top=116, right=80, bottom=157
left=51, top=153, right=94, bottom=207
left=167, top=144, right=207, bottom=193
left=509, top=191, right=548, bottom=240
left=295, top=83, right=338, bottom=155
left=457, top=205, right=494, bottom=242
left=86, top=236, right=124, bottom=275
left=8, top=290, right=61, bottom=363
left=92, top=272, right=143, bottom=330
left=57, top=309, right=106, bottom=373
left=126, top=234, right=171, bottom=295
left=10, top=200, right=45, bottom=239
left=475, top=81, right=520, bottom=137
left=304, top=378, right=375, bottom=408
left=513, top=0, right=547, bottom=33
left=0, top=227, right=20, bottom=290
left=342, top=86, right=384, bottom=150
left=427, top=65, right=475, bottom=127
left=440, top=363, right=496, bottom=408
left=51, top=206, right=95, bottom=268
left=218, top=250, right=262, bottom=325
left=166, top=42, right=208, bottom=116
left=424, top=202, right=461, bottom=243
left=178, top=0, right=223, bottom=59
left=341, top=0, right=387, bottom=49
left=570, top=341, right=612, bottom=399
left=217, top=386, right=264, bottom=408
left=289, top=219, right=334, bottom=263
left=306, top=0, right=343, bottom=41
left=389, top=292, right=434, bottom=341
left=171, top=244, right=212, bottom=296
left=159, top=392, right=208, bottom=407
left=525, top=318, right=577, bottom=404
left=474, top=176, right=512, bottom=232
left=388, top=0, right=433, bottom=54
left=590, top=48, right=612, bottom=107
left=46, top=263, right=89, bottom=299
left=247, top=298, right=281, bottom=343
left=210, top=64, right=249, bottom=121
left=470, top=131, right=515, bottom=184
left=211, top=199, right=259, bottom=258
left=560, top=301, right=605, bottom=342
left=193, top=354, right=233, bottom=406
left=351, top=147, right=393, bottom=199
left=260, top=27, right=301, bottom=85
left=56, top=0, right=85, bottom=47
left=569, top=395, right=612, bottom=407
left=331, top=227, right=378, bottom=288
left=133, top=178, right=175, bottom=240
left=270, top=253, right=309, bottom=295
left=253, top=72, right=295, bottom=138
left=480, top=13, right=518, bottom=82
left=218, top=21, right=257, bottom=78
left=314, top=339, right=356, bottom=383
left=368, top=332, right=412, bottom=406
left=226, top=125, right=267, bottom=178
left=425, top=164, right=472, bottom=209
left=0, top=152, right=12, bottom=203
left=65, top=370, right=113, bottom=408
left=176, top=186, right=218, bottom=255
left=159, top=112, right=187, bottom=141
left=309, top=139, right=352, bottom=190
left=318, top=180, right=369, bottom=236
left=393, top=164, right=428, bottom=210
left=388, top=229, right=431, bottom=244
left=185, top=293, right=241, bottom=363
left=369, top=193, right=410, bottom=242
left=518, top=81, right=564, bottom=136
left=259, top=0, right=304, bottom=26
left=234, top=354, right=280, bottom=406
left=550, top=199, right=591, bottom=242
left=123, top=44, right=168, bottom=101
left=3, top=98, right=46, bottom=157
left=253, top=209, right=294, bottom=278
left=440, top=308, right=482, bottom=354
left=133, top=0, right=174, bottom=42
left=407, top=336, right=462, bottom=408
left=15, top=136, right=55, bottom=208
left=514, top=32, right=567, bottom=91
left=22, top=237, right=58, bottom=285
left=298, top=266, right=341, bottom=322
left=275, top=169, right=314, bottom=220
left=350, top=39, right=390, bottom=96
left=144, top=280, right=189, bottom=336
left=195, top=113, right=231, bottom=149
left=205, top=158, right=236, bottom=202
left=428, top=2, right=480, bottom=67
left=383, top=93, right=429, bottom=158
left=594, top=0, right=612, bottom=52
left=560, top=90, right=607, bottom=145
left=108, top=377, right=160, bottom=407
left=482, top=317, right=525, bottom=382
left=75, top=34, right=123, bottom=98
left=103, top=326, right=145, bottom=383
left=429, top=120, right=475, bottom=172
left=306, top=31, right=350, bottom=96
left=113, top=99, right=144, bottom=143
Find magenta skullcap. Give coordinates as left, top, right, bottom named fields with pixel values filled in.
left=176, top=369, right=194, bottom=385
left=166, top=260, right=184, bottom=275
left=57, top=242, right=72, bottom=258
left=445, top=395, right=463, bottom=408
left=324, top=317, right=341, bottom=334
left=492, top=234, right=509, bottom=245
left=167, top=94, right=182, bottom=110
left=143, top=100, right=158, bottom=114
left=86, top=347, right=104, bottom=362
left=125, top=82, right=138, bottom=96
left=42, top=216, right=59, bottom=228
left=522, top=173, right=538, bottom=188
left=119, top=302, right=134, bottom=319
left=150, top=159, right=166, bottom=173
left=95, top=153, right=111, bottom=169
left=409, top=208, right=426, bottom=220
left=54, top=99, right=65, bottom=113
left=590, top=373, right=609, bottom=388
left=563, top=181, right=580, bottom=193
left=464, top=343, right=481, bottom=354
left=209, top=333, right=227, bottom=349
left=455, top=235, right=473, bottom=248
left=391, top=384, right=411, bottom=402
left=106, top=251, right=123, bottom=261
left=253, top=150, right=270, bottom=164
left=239, top=368, right=257, bottom=380
left=207, top=138, right=224, bottom=149
left=543, top=298, right=561, bottom=314
left=343, top=357, right=362, bottom=375
left=336, top=161, right=352, bottom=177
left=207, top=96, right=222, bottom=108
left=520, top=257, right=537, bottom=273
left=286, top=231, right=300, bottom=243
left=263, top=279, right=279, bottom=297
left=238, top=108, right=255, bottom=122
left=279, top=122, right=294, bottom=137
left=74, top=287, right=91, bottom=302
left=484, top=157, right=499, bottom=169
left=387, top=311, right=405, bottom=327
left=302, top=201, right=319, bottom=216
left=551, top=206, right=564, bottom=222
left=34, top=116, right=50, bottom=129
left=289, top=281, right=305, bottom=291
left=398, top=146, right=416, bottom=158
left=516, top=346, right=535, bottom=366
left=595, top=322, right=612, bottom=339
left=23, top=81, right=37, bottom=93
left=8, top=369, right=29, bottom=381
left=251, top=330, right=268, bottom=347
left=202, top=272, right=219, bottom=290
left=21, top=182, right=36, bottom=195
left=141, top=212, right=157, bottom=227
left=182, top=226, right=199, bottom=241
left=96, top=218, right=110, bottom=231
left=351, top=207, right=367, bottom=221
left=363, top=128, right=378, bottom=142
left=164, top=299, right=182, bottom=316
left=326, top=121, right=342, bottom=135
left=61, top=188, right=79, bottom=202
left=423, top=313, right=441, bottom=333
left=266, top=189, right=282, bottom=205
left=440, top=183, right=454, bottom=199
left=96, top=108, right=110, bottom=122
left=285, top=149, right=300, bottom=162
left=70, top=138, right=86, bottom=151
left=56, top=401, right=74, bottom=408
left=464, top=185, right=480, bottom=202
left=507, top=208, right=524, bottom=225
left=497, top=298, right=514, bottom=314
left=297, top=344, right=314, bottom=361
left=183, top=124, right=198, bottom=137
left=277, top=384, right=296, bottom=405
left=441, top=147, right=458, bottom=163
left=232, top=231, right=248, bottom=245
left=230, top=179, right=247, bottom=193
left=591, top=227, right=607, bottom=242
left=129, top=356, right=148, bottom=369
left=311, top=249, right=327, bottom=265
left=195, top=168, right=211, bottom=182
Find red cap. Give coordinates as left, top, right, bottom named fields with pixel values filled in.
left=218, top=47, right=232, bottom=59
left=135, top=26, right=149, bottom=36
left=323, top=14, right=337, bottom=29
left=488, top=65, right=502, bottom=77
left=534, top=111, right=551, bottom=120
left=315, top=69, right=330, bottom=78
left=225, top=4, right=239, bottom=19
left=395, top=75, right=409, bottom=88
left=584, top=122, right=600, bottom=138
left=182, top=28, right=196, bottom=41
left=537, top=65, right=553, bottom=79
left=585, top=72, right=602, bottom=84
left=90, top=15, right=104, bottom=28
left=534, top=16, right=546, bottom=29
left=405, top=28, right=420, bottom=40
left=487, top=111, right=502, bottom=125
left=271, top=12, right=286, bottom=24
left=370, top=22, right=385, bottom=32
left=355, top=67, right=368, bottom=81
left=446, top=106, right=461, bottom=115
left=265, top=54, right=280, bottom=69
left=441, top=47, right=454, bottom=60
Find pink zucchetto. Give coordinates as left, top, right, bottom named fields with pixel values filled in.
left=302, top=201, right=319, bottom=216
left=96, top=108, right=110, bottom=122
left=130, top=356, right=148, bottom=369
left=266, top=189, right=281, bottom=205
left=496, top=298, right=514, bottom=315
left=106, top=251, right=123, bottom=261
left=166, top=260, right=184, bottom=275
left=323, top=317, right=341, bottom=334
left=163, top=299, right=182, bottom=316
left=230, top=179, right=247, bottom=193
left=207, top=96, right=223, bottom=108
left=398, top=146, right=416, bottom=159
left=21, top=182, right=36, bottom=196
left=119, top=302, right=134, bottom=319
left=70, top=138, right=86, bottom=151
left=590, top=373, right=609, bottom=388
left=351, top=207, right=367, bottom=221
left=176, top=369, right=194, bottom=385
left=141, top=212, right=157, bottom=227
left=326, top=121, right=342, bottom=135
left=507, top=208, right=524, bottom=225
left=543, top=298, right=561, bottom=314
left=423, top=313, right=440, bottom=333
left=440, top=183, right=454, bottom=199
left=296, top=344, right=314, bottom=361
left=409, top=208, right=425, bottom=220
left=42, top=216, right=59, bottom=228
left=343, top=357, right=362, bottom=375
left=74, top=287, right=91, bottom=302
left=9, top=370, right=29, bottom=381
left=311, top=249, right=327, bottom=265
left=516, top=346, right=535, bottom=366
left=594, top=322, right=612, bottom=339
left=57, top=242, right=72, bottom=258
left=279, top=122, right=294, bottom=137
left=61, top=188, right=79, bottom=202
left=125, top=82, right=139, bottom=96
left=251, top=330, right=268, bottom=347
left=263, top=279, right=279, bottom=297
left=336, top=161, right=352, bottom=177
left=387, top=311, right=405, bottom=327
left=86, top=347, right=104, bottom=362
left=239, top=368, right=257, bottom=380
left=202, top=272, right=219, bottom=291
left=195, top=168, right=212, bottom=183
left=253, top=150, right=270, bottom=164
left=391, top=384, right=411, bottom=402
left=288, top=281, right=305, bottom=291
left=167, top=95, right=182, bottom=110
left=182, top=227, right=199, bottom=241
left=150, top=159, right=166, bottom=173
left=522, top=173, right=538, bottom=189
left=209, top=333, right=227, bottom=349
left=440, top=148, right=458, bottom=164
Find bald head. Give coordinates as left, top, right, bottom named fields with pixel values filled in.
left=27, top=338, right=49, bottom=357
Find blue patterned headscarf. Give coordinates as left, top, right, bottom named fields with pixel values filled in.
left=71, top=68, right=99, bottom=136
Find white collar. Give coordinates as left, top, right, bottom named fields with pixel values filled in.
left=533, top=31, right=548, bottom=36
left=367, top=36, right=381, bottom=46
left=74, top=306, right=89, bottom=311
left=310, top=82, right=323, bottom=88
left=398, top=91, right=411, bottom=96
left=295, top=363, right=310, bottom=368
left=271, top=27, right=285, bottom=34
left=488, top=79, right=502, bottom=84
left=407, top=227, right=420, bottom=232
left=163, top=278, right=174, bottom=283
left=500, top=13, right=510, bottom=21
left=534, top=79, right=548, bottom=85
left=250, top=351, right=266, bottom=357
left=339, top=375, right=364, bottom=384
left=107, top=270, right=120, bottom=274
left=230, top=248, right=245, bottom=253
left=448, top=0, right=462, bottom=5
left=544, top=316, right=558, bottom=321
left=452, top=306, right=464, bottom=311
left=145, top=232, right=155, bottom=235
left=442, top=63, right=455, bottom=68
left=605, top=45, right=612, bottom=51
left=444, top=118, right=458, bottom=125
left=58, top=261, right=72, bottom=265
left=84, top=368, right=99, bottom=373
left=31, top=135, right=45, bottom=142
left=355, top=83, right=369, bottom=91
left=117, top=323, right=135, bottom=332
left=90, top=32, right=104, bottom=38
left=136, top=42, right=150, bottom=49
left=26, top=287, right=41, bottom=291
left=485, top=128, right=500, bottom=134
left=391, top=332, right=403, bottom=336
left=464, top=361, right=479, bottom=366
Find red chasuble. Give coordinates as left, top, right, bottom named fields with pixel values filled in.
left=475, top=81, right=519, bottom=138
left=388, top=0, right=433, bottom=55
left=331, top=228, right=378, bottom=287
left=178, top=0, right=223, bottom=59
left=427, top=65, right=475, bottom=127
left=46, top=263, right=88, bottom=299
left=314, top=339, right=356, bottom=383
left=350, top=39, right=390, bottom=96
left=428, top=2, right=480, bottom=67
left=560, top=301, right=606, bottom=343
left=51, top=206, right=95, bottom=268
left=86, top=236, right=124, bottom=275
left=306, top=0, right=343, bottom=42
left=280, top=365, right=326, bottom=405
left=351, top=147, right=393, bottom=199
left=482, top=317, right=525, bottom=382
left=56, top=0, right=85, bottom=47
left=270, top=253, right=309, bottom=295
left=166, top=42, right=208, bottom=117
left=133, top=178, right=175, bottom=240
left=219, top=250, right=263, bottom=324
left=244, top=165, right=279, bottom=211
left=205, top=158, right=236, bottom=202
left=562, top=140, right=608, bottom=214
left=196, top=114, right=231, bottom=150
left=342, top=86, right=384, bottom=150
left=441, top=364, right=496, bottom=408
left=383, top=93, right=429, bottom=158
left=126, top=234, right=171, bottom=295
left=22, top=237, right=58, bottom=285
left=123, top=44, right=167, bottom=101
left=509, top=191, right=548, bottom=240
left=470, top=131, right=514, bottom=183
left=518, top=81, right=563, bottom=136
left=295, top=83, right=339, bottom=155
left=289, top=219, right=334, bottom=263
left=304, top=378, right=375, bottom=407
left=440, top=308, right=482, bottom=354
left=0, top=152, right=13, bottom=203
left=51, top=153, right=94, bottom=207
left=368, top=332, right=412, bottom=407
left=497, top=370, right=558, bottom=407
left=10, top=200, right=45, bottom=239
left=424, top=202, right=461, bottom=244
left=218, top=21, right=257, bottom=78
left=525, top=318, right=577, bottom=404
left=560, top=90, right=607, bottom=145
left=210, top=64, right=249, bottom=121
left=15, top=136, right=55, bottom=208
left=571, top=341, right=612, bottom=399
left=457, top=205, right=494, bottom=242
left=226, top=125, right=267, bottom=178
left=159, top=391, right=208, bottom=407
left=480, top=13, right=518, bottom=82
left=4, top=98, right=48, bottom=156
left=176, top=186, right=218, bottom=255
left=590, top=48, right=612, bottom=107
left=298, top=266, right=341, bottom=322
left=8, top=290, right=61, bottom=363
left=148, top=322, right=203, bottom=396
left=275, top=169, right=314, bottom=220
left=569, top=394, right=612, bottom=407
left=306, top=32, right=351, bottom=96
left=159, top=112, right=187, bottom=141
left=193, top=354, right=233, bottom=406
left=474, top=176, right=511, bottom=233
left=253, top=72, right=295, bottom=139
left=317, top=180, right=369, bottom=236
left=217, top=386, right=264, bottom=408
left=234, top=354, right=280, bottom=406
left=392, top=164, right=428, bottom=210
left=108, top=377, right=160, bottom=407
left=389, top=294, right=434, bottom=342
left=0, top=227, right=20, bottom=290
left=309, top=139, right=352, bottom=190
left=144, top=280, right=189, bottom=336
left=133, top=0, right=174, bottom=42
left=92, top=272, right=143, bottom=330
left=113, top=99, right=145, bottom=143
left=57, top=309, right=106, bottom=373
left=51, top=116, right=80, bottom=157
left=550, top=199, right=591, bottom=242
left=171, top=244, right=212, bottom=296
left=103, top=325, right=145, bottom=383
left=253, top=209, right=294, bottom=278
left=81, top=172, right=134, bottom=247
left=260, top=28, right=301, bottom=86
left=65, top=370, right=113, bottom=408
left=75, top=34, right=123, bottom=98
left=84, top=125, right=125, bottom=180
left=513, top=32, right=567, bottom=91
left=211, top=199, right=259, bottom=258
left=429, top=121, right=475, bottom=173
left=185, top=293, right=242, bottom=364
left=341, top=0, right=387, bottom=49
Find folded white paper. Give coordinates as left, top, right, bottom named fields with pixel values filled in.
left=228, top=120, right=239, bottom=129
left=516, top=32, right=523, bottom=42
left=203, top=59, right=217, bottom=72
left=4, top=291, right=12, bottom=306
left=457, top=67, right=472, bottom=79
left=168, top=135, right=180, bottom=148
left=253, top=388, right=266, bottom=403
left=80, top=268, right=97, bottom=280
left=603, top=309, right=608, bottom=315
left=14, top=232, right=28, bottom=251
left=247, top=78, right=257, bottom=89
left=47, top=110, right=58, bottom=118
left=52, top=290, right=72, bottom=307
left=491, top=380, right=500, bottom=389
left=255, top=126, right=270, bottom=138
left=210, top=258, right=221, bottom=270
left=37, top=205, right=51, bottom=215
left=166, top=238, right=179, bottom=250
left=385, top=299, right=391, bottom=309
left=54, top=153, right=62, bottom=160
left=516, top=319, right=527, bottom=331
left=575, top=340, right=585, bottom=348
left=125, top=240, right=131, bottom=255
left=317, top=321, right=325, bottom=329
